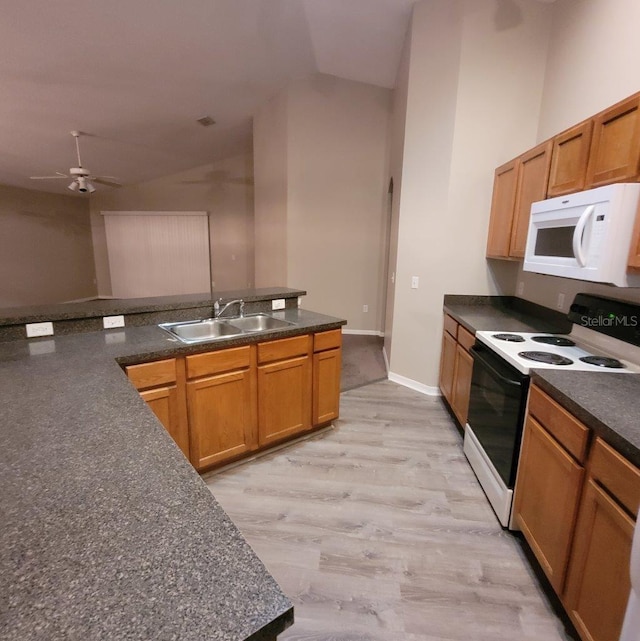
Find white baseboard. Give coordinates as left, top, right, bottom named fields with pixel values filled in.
left=342, top=329, right=384, bottom=336
left=388, top=371, right=441, bottom=396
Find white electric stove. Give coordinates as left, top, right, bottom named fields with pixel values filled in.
left=475, top=327, right=640, bottom=375
left=463, top=293, right=640, bottom=530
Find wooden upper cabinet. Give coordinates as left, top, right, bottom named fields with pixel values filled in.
left=486, top=159, right=519, bottom=259
left=547, top=120, right=593, bottom=197
left=509, top=141, right=553, bottom=258
left=586, top=93, right=640, bottom=189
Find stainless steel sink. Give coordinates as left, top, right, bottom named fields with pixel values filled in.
left=159, top=313, right=295, bottom=344
left=159, top=318, right=242, bottom=343
left=226, top=314, right=294, bottom=332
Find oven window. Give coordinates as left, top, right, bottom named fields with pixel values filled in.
left=534, top=225, right=575, bottom=257
left=466, top=347, right=529, bottom=487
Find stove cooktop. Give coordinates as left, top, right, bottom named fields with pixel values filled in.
left=475, top=331, right=638, bottom=375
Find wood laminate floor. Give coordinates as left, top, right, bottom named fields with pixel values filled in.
left=206, top=381, right=573, bottom=641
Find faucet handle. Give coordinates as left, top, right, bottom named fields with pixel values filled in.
left=239, top=300, right=245, bottom=317
left=213, top=298, right=221, bottom=315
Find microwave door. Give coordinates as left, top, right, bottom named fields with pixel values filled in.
left=524, top=203, right=601, bottom=277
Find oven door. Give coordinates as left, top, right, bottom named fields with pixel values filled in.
left=466, top=342, right=529, bottom=489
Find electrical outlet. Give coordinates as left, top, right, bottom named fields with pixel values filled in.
left=411, top=276, right=419, bottom=289
left=517, top=281, right=524, bottom=296
left=103, top=315, right=125, bottom=329
left=26, top=321, right=54, bottom=338
left=557, top=293, right=565, bottom=310
left=271, top=298, right=285, bottom=310
left=363, top=304, right=368, bottom=313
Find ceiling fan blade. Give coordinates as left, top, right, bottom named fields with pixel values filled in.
left=92, top=177, right=122, bottom=188
left=30, top=171, right=68, bottom=180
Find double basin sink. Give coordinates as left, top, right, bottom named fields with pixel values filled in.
left=159, top=314, right=295, bottom=344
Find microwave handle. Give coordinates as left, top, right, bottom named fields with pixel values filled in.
left=572, top=205, right=595, bottom=267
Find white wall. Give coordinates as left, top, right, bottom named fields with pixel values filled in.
left=384, top=23, right=411, bottom=359
left=253, top=73, right=392, bottom=330
left=388, top=0, right=553, bottom=388
left=286, top=74, right=391, bottom=329
left=90, top=152, right=254, bottom=296
left=0, top=184, right=96, bottom=307
left=518, top=0, right=640, bottom=311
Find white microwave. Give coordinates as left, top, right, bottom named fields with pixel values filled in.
left=523, top=183, right=640, bottom=287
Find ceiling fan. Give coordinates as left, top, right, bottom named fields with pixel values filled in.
left=30, top=131, right=122, bottom=193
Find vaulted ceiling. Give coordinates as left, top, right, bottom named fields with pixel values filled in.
left=0, top=0, right=416, bottom=195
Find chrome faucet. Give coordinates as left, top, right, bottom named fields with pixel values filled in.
left=214, top=298, right=244, bottom=318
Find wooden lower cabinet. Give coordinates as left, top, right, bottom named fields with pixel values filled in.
left=513, top=415, right=585, bottom=593
left=187, top=368, right=257, bottom=471
left=313, top=348, right=341, bottom=426
left=126, top=329, right=341, bottom=472
left=562, top=437, right=640, bottom=641
left=312, top=329, right=342, bottom=427
left=439, top=314, right=474, bottom=427
left=126, top=358, right=190, bottom=459
left=256, top=334, right=313, bottom=447
left=451, top=343, right=473, bottom=427
left=439, top=329, right=456, bottom=404
left=563, top=479, right=635, bottom=641
left=515, top=387, right=640, bottom=641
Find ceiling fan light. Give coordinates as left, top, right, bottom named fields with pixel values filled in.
left=68, top=181, right=78, bottom=191
left=87, top=182, right=96, bottom=193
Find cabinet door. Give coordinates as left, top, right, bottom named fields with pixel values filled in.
left=439, top=330, right=457, bottom=404
left=586, top=93, right=640, bottom=188
left=486, top=159, right=519, bottom=258
left=510, top=141, right=552, bottom=258
left=187, top=369, right=257, bottom=471
left=513, top=416, right=585, bottom=593
left=451, top=344, right=473, bottom=427
left=313, top=347, right=341, bottom=427
left=548, top=121, right=593, bottom=197
left=563, top=479, right=635, bottom=641
left=258, top=355, right=312, bottom=446
left=140, top=385, right=190, bottom=459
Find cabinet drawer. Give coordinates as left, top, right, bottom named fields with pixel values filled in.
left=186, top=346, right=252, bottom=379
left=528, top=386, right=590, bottom=463
left=258, top=335, right=311, bottom=364
left=443, top=314, right=458, bottom=339
left=126, top=358, right=176, bottom=390
left=457, top=326, right=475, bottom=352
left=314, top=329, right=342, bottom=352
left=589, top=437, right=640, bottom=517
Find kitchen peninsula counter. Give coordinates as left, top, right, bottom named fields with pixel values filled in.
left=0, top=307, right=345, bottom=641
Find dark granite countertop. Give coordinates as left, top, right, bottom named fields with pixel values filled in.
left=0, top=307, right=345, bottom=640
left=0, top=287, right=306, bottom=325
left=443, top=295, right=571, bottom=335
left=442, top=294, right=640, bottom=467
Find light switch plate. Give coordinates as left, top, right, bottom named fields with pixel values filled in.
left=411, top=276, right=419, bottom=289
left=26, top=321, right=54, bottom=338
left=103, top=315, right=125, bottom=329
left=272, top=298, right=285, bottom=310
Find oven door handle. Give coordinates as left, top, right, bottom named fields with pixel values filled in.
left=471, top=346, right=523, bottom=387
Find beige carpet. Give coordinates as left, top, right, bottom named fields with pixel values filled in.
left=341, top=334, right=387, bottom=392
